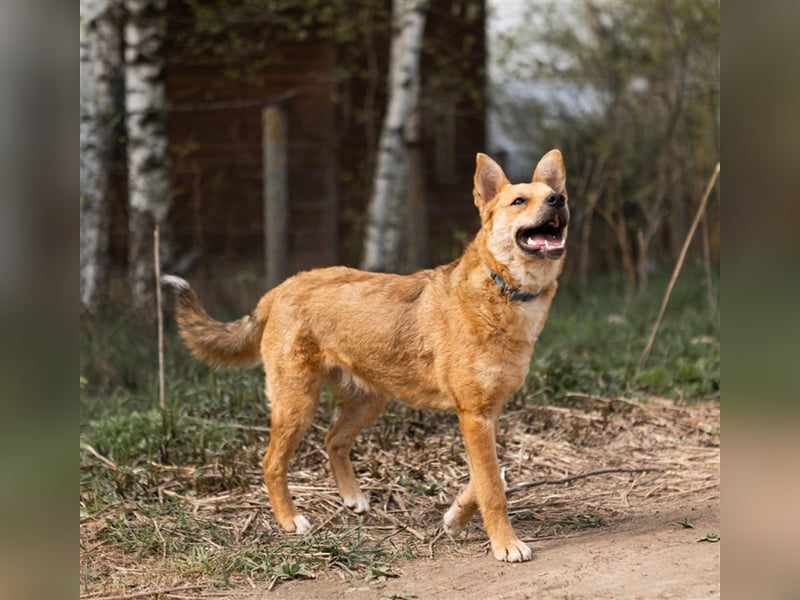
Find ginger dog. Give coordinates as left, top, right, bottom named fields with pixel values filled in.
left=162, top=150, right=569, bottom=562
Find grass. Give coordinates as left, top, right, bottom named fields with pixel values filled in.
left=523, top=270, right=720, bottom=405
left=80, top=271, right=719, bottom=593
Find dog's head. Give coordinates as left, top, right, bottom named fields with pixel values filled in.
left=473, top=150, right=569, bottom=285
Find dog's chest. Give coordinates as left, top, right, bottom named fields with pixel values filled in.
left=466, top=311, right=545, bottom=397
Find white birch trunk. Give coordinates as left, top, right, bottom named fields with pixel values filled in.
left=80, top=0, right=122, bottom=312
left=400, top=50, right=426, bottom=272
left=125, top=0, right=170, bottom=306
left=361, top=0, right=428, bottom=272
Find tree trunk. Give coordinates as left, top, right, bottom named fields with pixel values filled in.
left=125, top=0, right=170, bottom=307
left=577, top=190, right=600, bottom=292
left=400, top=33, right=426, bottom=273
left=361, top=0, right=428, bottom=273
left=80, top=0, right=122, bottom=313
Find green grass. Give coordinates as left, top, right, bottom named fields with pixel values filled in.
left=523, top=271, right=720, bottom=404
left=80, top=271, right=719, bottom=588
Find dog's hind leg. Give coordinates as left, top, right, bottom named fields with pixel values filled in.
left=443, top=480, right=479, bottom=536
left=261, top=375, right=320, bottom=534
left=326, top=390, right=388, bottom=513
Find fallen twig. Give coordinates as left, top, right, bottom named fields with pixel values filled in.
left=506, top=467, right=663, bottom=495
left=80, top=583, right=204, bottom=600
left=80, top=441, right=117, bottom=471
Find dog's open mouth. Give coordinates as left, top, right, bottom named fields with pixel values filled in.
left=516, top=216, right=567, bottom=258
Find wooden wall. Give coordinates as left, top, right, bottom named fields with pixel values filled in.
left=159, top=0, right=485, bottom=290
left=166, top=13, right=339, bottom=277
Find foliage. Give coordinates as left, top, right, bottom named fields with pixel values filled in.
left=173, top=0, right=391, bottom=85
left=523, top=269, right=719, bottom=404
left=492, top=0, right=720, bottom=290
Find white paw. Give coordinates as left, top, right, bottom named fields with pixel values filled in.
left=292, top=515, right=311, bottom=534
left=493, top=539, right=533, bottom=562
left=443, top=506, right=464, bottom=536
left=344, top=494, right=370, bottom=514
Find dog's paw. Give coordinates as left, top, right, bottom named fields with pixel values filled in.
left=343, top=494, right=370, bottom=514
left=443, top=506, right=465, bottom=537
left=292, top=515, right=312, bottom=534
left=492, top=538, right=533, bottom=563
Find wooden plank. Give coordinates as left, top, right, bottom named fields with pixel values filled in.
left=263, top=105, right=289, bottom=289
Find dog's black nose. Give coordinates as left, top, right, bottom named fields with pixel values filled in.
left=545, top=193, right=565, bottom=208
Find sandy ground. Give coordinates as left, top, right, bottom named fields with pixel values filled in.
left=232, top=495, right=719, bottom=599
left=80, top=399, right=720, bottom=599
left=224, top=400, right=721, bottom=600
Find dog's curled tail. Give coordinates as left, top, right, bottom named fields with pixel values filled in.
left=161, top=275, right=265, bottom=369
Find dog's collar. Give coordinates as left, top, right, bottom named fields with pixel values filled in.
left=485, top=266, right=541, bottom=302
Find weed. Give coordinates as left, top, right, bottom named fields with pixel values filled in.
left=552, top=513, right=608, bottom=530
left=272, top=562, right=314, bottom=581
left=528, top=270, right=719, bottom=404
left=397, top=477, right=444, bottom=497
left=367, top=566, right=400, bottom=580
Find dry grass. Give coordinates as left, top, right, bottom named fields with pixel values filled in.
left=79, top=395, right=719, bottom=598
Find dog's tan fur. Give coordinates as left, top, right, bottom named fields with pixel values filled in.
left=163, top=150, right=569, bottom=562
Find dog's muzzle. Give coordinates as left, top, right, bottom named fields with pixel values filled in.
left=515, top=205, right=569, bottom=259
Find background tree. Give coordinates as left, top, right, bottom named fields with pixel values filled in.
left=80, top=0, right=123, bottom=312
left=361, top=0, right=429, bottom=273
left=492, top=0, right=719, bottom=295
left=125, top=0, right=171, bottom=307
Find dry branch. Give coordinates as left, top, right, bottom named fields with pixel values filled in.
left=637, top=162, right=720, bottom=371
left=506, top=467, right=664, bottom=495
left=80, top=583, right=204, bottom=600
left=154, top=225, right=165, bottom=412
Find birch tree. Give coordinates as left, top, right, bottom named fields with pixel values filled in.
left=125, top=0, right=171, bottom=306
left=361, top=0, right=428, bottom=273
left=80, top=0, right=122, bottom=312
left=399, top=57, right=426, bottom=272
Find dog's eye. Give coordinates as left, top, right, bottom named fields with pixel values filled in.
left=511, top=197, right=526, bottom=206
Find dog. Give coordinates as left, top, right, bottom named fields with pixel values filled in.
left=162, top=149, right=569, bottom=562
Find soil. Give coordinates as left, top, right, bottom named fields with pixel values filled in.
left=230, top=500, right=719, bottom=599
left=80, top=398, right=720, bottom=599
left=231, top=400, right=720, bottom=600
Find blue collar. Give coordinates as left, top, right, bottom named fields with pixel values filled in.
left=485, top=266, right=541, bottom=302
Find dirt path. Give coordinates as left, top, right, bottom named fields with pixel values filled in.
left=81, top=399, right=719, bottom=599
left=235, top=487, right=719, bottom=599
left=224, top=400, right=721, bottom=599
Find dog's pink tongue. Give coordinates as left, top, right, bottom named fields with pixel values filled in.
left=527, top=234, right=565, bottom=251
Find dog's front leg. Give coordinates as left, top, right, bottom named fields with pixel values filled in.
left=458, top=411, right=532, bottom=562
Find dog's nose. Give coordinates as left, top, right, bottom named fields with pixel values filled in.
left=545, top=193, right=565, bottom=208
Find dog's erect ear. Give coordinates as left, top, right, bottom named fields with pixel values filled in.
left=532, top=149, right=566, bottom=194
left=474, top=153, right=510, bottom=207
